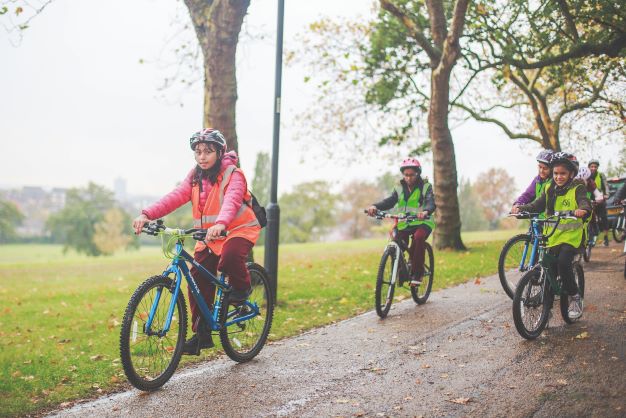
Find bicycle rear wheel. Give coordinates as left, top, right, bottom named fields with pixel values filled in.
left=120, top=275, right=187, bottom=391
left=612, top=216, right=625, bottom=243
left=411, top=242, right=434, bottom=304
left=375, top=247, right=396, bottom=318
left=512, top=267, right=551, bottom=340
left=498, top=234, right=533, bottom=299
left=219, top=263, right=274, bottom=363
left=560, top=262, right=585, bottom=324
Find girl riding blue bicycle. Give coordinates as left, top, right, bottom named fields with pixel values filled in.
left=132, top=128, right=261, bottom=355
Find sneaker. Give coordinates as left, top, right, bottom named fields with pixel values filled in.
left=568, top=294, right=583, bottom=320
left=229, top=286, right=252, bottom=305
left=603, top=236, right=609, bottom=247
left=182, top=332, right=214, bottom=356
left=409, top=273, right=423, bottom=287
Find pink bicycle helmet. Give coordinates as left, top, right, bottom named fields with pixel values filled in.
left=400, top=157, right=421, bottom=173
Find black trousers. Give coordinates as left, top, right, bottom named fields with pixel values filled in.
left=548, top=243, right=580, bottom=295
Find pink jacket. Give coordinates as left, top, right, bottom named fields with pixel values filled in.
left=142, top=152, right=247, bottom=227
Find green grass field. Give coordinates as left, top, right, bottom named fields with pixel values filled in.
left=0, top=229, right=521, bottom=416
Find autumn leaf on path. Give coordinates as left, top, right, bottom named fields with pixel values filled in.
left=474, top=277, right=482, bottom=285
left=448, top=397, right=472, bottom=405
left=574, top=332, right=589, bottom=340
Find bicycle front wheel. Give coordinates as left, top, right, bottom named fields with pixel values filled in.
left=512, top=267, right=551, bottom=340
left=219, top=263, right=274, bottom=363
left=583, top=241, right=592, bottom=263
left=411, top=242, right=434, bottom=305
left=498, top=234, right=533, bottom=299
left=375, top=247, right=396, bottom=318
left=560, top=262, right=585, bottom=324
left=120, top=275, right=187, bottom=391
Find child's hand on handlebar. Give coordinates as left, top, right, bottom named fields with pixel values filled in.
left=574, top=209, right=587, bottom=218
left=510, top=206, right=520, bottom=215
left=417, top=211, right=429, bottom=220
left=132, top=214, right=149, bottom=235
left=205, top=223, right=226, bottom=241
left=366, top=206, right=378, bottom=216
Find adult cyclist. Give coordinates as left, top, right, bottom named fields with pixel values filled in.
left=367, top=158, right=436, bottom=286
left=589, top=159, right=610, bottom=246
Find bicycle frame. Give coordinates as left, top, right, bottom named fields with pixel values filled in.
left=385, top=240, right=403, bottom=286
left=144, top=241, right=260, bottom=336
left=519, top=219, right=542, bottom=271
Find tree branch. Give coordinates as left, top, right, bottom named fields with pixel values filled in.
left=555, top=0, right=580, bottom=42
left=500, top=33, right=626, bottom=69
left=379, top=0, right=441, bottom=63
left=453, top=102, right=542, bottom=142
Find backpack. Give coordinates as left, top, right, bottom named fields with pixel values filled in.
left=246, top=191, right=267, bottom=228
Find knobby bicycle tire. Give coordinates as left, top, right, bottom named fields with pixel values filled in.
left=120, top=275, right=187, bottom=391
left=560, top=262, right=585, bottom=324
left=219, top=263, right=274, bottom=363
left=411, top=242, right=434, bottom=305
left=375, top=247, right=396, bottom=318
left=498, top=234, right=533, bottom=299
left=512, top=267, right=552, bottom=340
left=612, top=216, right=625, bottom=243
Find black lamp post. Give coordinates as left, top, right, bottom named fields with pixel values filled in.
left=264, top=0, right=285, bottom=301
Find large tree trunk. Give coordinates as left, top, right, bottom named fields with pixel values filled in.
left=429, top=66, right=466, bottom=250
left=184, top=0, right=251, bottom=153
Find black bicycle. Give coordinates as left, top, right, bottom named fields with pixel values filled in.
left=511, top=212, right=585, bottom=340
left=365, top=210, right=434, bottom=318
left=583, top=202, right=600, bottom=263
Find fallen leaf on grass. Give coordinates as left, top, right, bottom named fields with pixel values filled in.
left=90, top=354, right=105, bottom=361
left=574, top=332, right=589, bottom=340
left=449, top=397, right=472, bottom=405
left=11, top=370, right=21, bottom=378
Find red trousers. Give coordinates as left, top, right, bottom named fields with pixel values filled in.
left=188, top=237, right=254, bottom=332
left=397, top=225, right=432, bottom=278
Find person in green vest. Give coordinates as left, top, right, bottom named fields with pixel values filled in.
left=588, top=159, right=610, bottom=246
left=367, top=158, right=436, bottom=287
left=512, top=152, right=592, bottom=319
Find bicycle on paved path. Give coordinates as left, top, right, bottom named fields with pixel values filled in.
left=365, top=210, right=434, bottom=318
left=120, top=220, right=274, bottom=391
left=582, top=202, right=600, bottom=263
left=497, top=212, right=543, bottom=299
left=510, top=212, right=585, bottom=340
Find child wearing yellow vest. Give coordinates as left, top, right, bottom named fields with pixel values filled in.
left=132, top=129, right=261, bottom=355
left=512, top=152, right=591, bottom=319
left=367, top=158, right=436, bottom=287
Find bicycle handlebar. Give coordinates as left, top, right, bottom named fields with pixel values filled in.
left=141, top=220, right=227, bottom=241
left=363, top=209, right=431, bottom=221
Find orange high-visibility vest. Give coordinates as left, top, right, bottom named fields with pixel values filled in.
left=191, top=165, right=260, bottom=255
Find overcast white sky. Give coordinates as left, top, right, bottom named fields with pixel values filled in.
left=0, top=0, right=620, bottom=200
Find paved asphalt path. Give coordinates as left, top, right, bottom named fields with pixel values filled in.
left=50, top=243, right=626, bottom=417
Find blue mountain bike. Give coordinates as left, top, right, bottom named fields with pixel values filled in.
left=120, top=220, right=274, bottom=391
left=497, top=213, right=542, bottom=299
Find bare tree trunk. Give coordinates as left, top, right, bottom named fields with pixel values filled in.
left=184, top=0, right=251, bottom=153
left=430, top=66, right=466, bottom=250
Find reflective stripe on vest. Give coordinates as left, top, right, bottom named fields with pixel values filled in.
left=544, top=182, right=584, bottom=248
left=394, top=182, right=436, bottom=231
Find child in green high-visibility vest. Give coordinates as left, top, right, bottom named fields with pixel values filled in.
left=512, top=152, right=592, bottom=319
left=367, top=158, right=436, bottom=287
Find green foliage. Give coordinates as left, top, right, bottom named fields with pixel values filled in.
left=45, top=183, right=135, bottom=256
left=605, top=145, right=626, bottom=178
left=279, top=181, right=339, bottom=243
left=0, top=199, right=24, bottom=243
left=251, top=151, right=271, bottom=206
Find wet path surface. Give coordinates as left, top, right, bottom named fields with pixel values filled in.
left=50, top=244, right=626, bottom=417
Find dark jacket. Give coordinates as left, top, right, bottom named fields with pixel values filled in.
left=373, top=179, right=436, bottom=214
left=517, top=180, right=592, bottom=216
left=615, top=182, right=626, bottom=202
